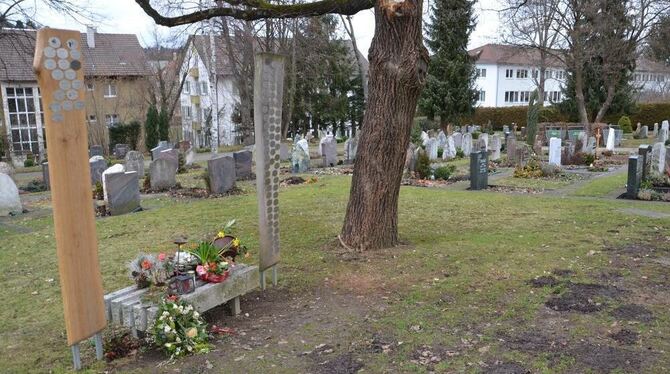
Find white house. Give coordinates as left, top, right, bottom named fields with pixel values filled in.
left=469, top=43, right=670, bottom=107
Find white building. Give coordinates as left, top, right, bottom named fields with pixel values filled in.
left=469, top=43, right=670, bottom=107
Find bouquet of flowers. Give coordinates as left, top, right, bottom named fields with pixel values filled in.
left=189, top=242, right=231, bottom=283
left=212, top=219, right=249, bottom=261
left=151, top=296, right=211, bottom=358
left=128, top=253, right=172, bottom=288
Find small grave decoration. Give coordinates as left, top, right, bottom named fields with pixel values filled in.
left=212, top=219, right=249, bottom=261
left=151, top=296, right=211, bottom=359
left=128, top=253, right=172, bottom=288
left=190, top=241, right=231, bottom=283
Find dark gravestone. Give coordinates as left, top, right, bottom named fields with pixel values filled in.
left=113, top=144, right=129, bottom=159
left=469, top=150, right=488, bottom=190
left=149, top=159, right=176, bottom=190
left=233, top=150, right=253, bottom=180
left=124, top=151, right=145, bottom=177
left=104, top=171, right=140, bottom=215
left=42, top=162, right=50, bottom=190
left=89, top=157, right=107, bottom=185
left=89, top=145, right=103, bottom=157
left=157, top=149, right=179, bottom=172
left=627, top=155, right=642, bottom=199
left=207, top=154, right=236, bottom=193
left=638, top=145, right=652, bottom=182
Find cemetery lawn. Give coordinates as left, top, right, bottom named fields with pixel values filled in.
left=2, top=175, right=670, bottom=373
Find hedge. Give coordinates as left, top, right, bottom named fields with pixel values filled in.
left=450, top=102, right=670, bottom=130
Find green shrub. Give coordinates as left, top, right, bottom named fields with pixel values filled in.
left=472, top=132, right=480, bottom=140
left=23, top=158, right=35, bottom=167
left=415, top=150, right=431, bottom=179
left=434, top=165, right=456, bottom=180
left=456, top=148, right=465, bottom=159
left=410, top=121, right=423, bottom=145
left=437, top=147, right=444, bottom=159
left=109, top=121, right=141, bottom=150
left=617, top=116, right=632, bottom=133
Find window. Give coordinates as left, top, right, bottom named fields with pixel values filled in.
left=557, top=70, right=565, bottom=79
left=104, top=83, right=117, bottom=97
left=6, top=86, right=39, bottom=155
left=516, top=69, right=528, bottom=79
left=476, top=68, right=487, bottom=78
left=504, top=91, right=520, bottom=103
left=184, top=81, right=191, bottom=94
left=520, top=91, right=530, bottom=102
left=88, top=115, right=97, bottom=123
left=200, top=81, right=208, bottom=95
left=505, top=69, right=514, bottom=78
left=532, top=69, right=539, bottom=79
left=105, top=114, right=119, bottom=127
left=478, top=90, right=486, bottom=102
left=182, top=105, right=192, bottom=119
left=86, top=83, right=94, bottom=91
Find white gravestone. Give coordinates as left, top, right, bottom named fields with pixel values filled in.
left=490, top=135, right=501, bottom=161
left=437, top=131, right=447, bottom=148
left=461, top=133, right=473, bottom=155
left=442, top=136, right=457, bottom=160
left=606, top=128, right=615, bottom=151
left=426, top=137, right=438, bottom=160
left=0, top=173, right=22, bottom=216
left=549, top=137, right=562, bottom=166
left=102, top=164, right=125, bottom=202
left=651, top=142, right=666, bottom=175
left=479, top=133, right=489, bottom=151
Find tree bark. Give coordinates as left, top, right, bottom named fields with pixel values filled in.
left=573, top=63, right=590, bottom=128
left=594, top=81, right=616, bottom=124
left=340, top=0, right=428, bottom=250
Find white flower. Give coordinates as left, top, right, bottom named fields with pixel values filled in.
left=163, top=325, right=171, bottom=333
left=187, top=345, right=193, bottom=352
left=164, top=343, right=172, bottom=348
left=176, top=336, right=181, bottom=343
left=193, top=311, right=200, bottom=318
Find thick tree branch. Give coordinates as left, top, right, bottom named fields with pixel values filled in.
left=135, top=0, right=374, bottom=24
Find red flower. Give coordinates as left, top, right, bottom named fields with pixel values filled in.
left=166, top=295, right=179, bottom=302
left=141, top=259, right=152, bottom=270
left=158, top=253, right=166, bottom=261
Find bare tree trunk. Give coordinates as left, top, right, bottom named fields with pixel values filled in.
left=573, top=64, right=590, bottom=128
left=594, top=82, right=616, bottom=123
left=538, top=54, right=546, bottom=105
left=282, top=19, right=298, bottom=139
left=340, top=0, right=428, bottom=250
left=341, top=15, right=368, bottom=101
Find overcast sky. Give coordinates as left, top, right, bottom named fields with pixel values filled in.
left=37, top=0, right=504, bottom=54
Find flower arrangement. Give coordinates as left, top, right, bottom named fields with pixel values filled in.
left=213, top=219, right=249, bottom=261
left=189, top=241, right=231, bottom=283
left=128, top=253, right=172, bottom=288
left=151, top=296, right=211, bottom=358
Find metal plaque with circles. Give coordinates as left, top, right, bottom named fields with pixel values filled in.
left=254, top=53, right=285, bottom=271
left=33, top=28, right=106, bottom=349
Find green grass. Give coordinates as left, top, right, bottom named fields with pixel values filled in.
left=571, top=172, right=627, bottom=197
left=1, top=175, right=669, bottom=372
left=620, top=135, right=653, bottom=148
left=493, top=175, right=578, bottom=190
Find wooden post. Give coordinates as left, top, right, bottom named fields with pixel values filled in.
left=33, top=28, right=106, bottom=346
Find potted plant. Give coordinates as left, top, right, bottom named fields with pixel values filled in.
left=212, top=219, right=249, bottom=261
left=189, top=242, right=230, bottom=283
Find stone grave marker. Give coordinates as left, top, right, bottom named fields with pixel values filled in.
left=426, top=137, right=438, bottom=160
left=626, top=155, right=642, bottom=199
left=0, top=173, right=22, bottom=216
left=89, top=145, right=103, bottom=158
left=124, top=151, right=145, bottom=177
left=151, top=141, right=170, bottom=160
left=638, top=144, right=652, bottom=181
left=507, top=136, right=517, bottom=164
left=420, top=131, right=429, bottom=146
left=479, top=133, right=489, bottom=150
left=233, top=150, right=253, bottom=180
left=185, top=148, right=195, bottom=166
left=207, top=154, right=236, bottom=193
left=462, top=133, right=473, bottom=156
left=605, top=128, right=615, bottom=151
left=149, top=158, right=176, bottom=190
left=280, top=143, right=290, bottom=161
left=0, top=162, right=13, bottom=178
left=41, top=162, right=50, bottom=189
left=658, top=127, right=669, bottom=144
left=113, top=144, right=129, bottom=159
left=490, top=135, right=501, bottom=160
left=437, top=131, right=447, bottom=148
left=452, top=132, right=463, bottom=149
left=157, top=148, right=179, bottom=172
left=104, top=171, right=140, bottom=216
left=292, top=139, right=310, bottom=173
left=469, top=150, right=488, bottom=190
left=101, top=164, right=125, bottom=201
left=344, top=136, right=359, bottom=163
left=443, top=136, right=456, bottom=160
left=89, top=156, right=107, bottom=185
left=405, top=143, right=417, bottom=171
left=640, top=126, right=649, bottom=138
left=321, top=136, right=338, bottom=167
left=652, top=123, right=659, bottom=136
left=662, top=120, right=669, bottom=132
left=651, top=143, right=666, bottom=175
left=585, top=137, right=596, bottom=155
left=578, top=132, right=588, bottom=153
left=548, top=137, right=562, bottom=166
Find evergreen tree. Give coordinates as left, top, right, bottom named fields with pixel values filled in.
left=419, top=0, right=477, bottom=128
left=145, top=105, right=159, bottom=150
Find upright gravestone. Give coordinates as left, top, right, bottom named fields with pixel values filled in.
left=0, top=173, right=22, bottom=216
left=662, top=120, right=669, bottom=132
left=89, top=145, right=103, bottom=158
left=626, top=155, right=642, bottom=199
left=658, top=127, right=669, bottom=144
left=344, top=135, right=359, bottom=164
left=254, top=52, right=283, bottom=274
left=469, top=150, right=488, bottom=190
left=490, top=135, right=501, bottom=161
left=426, top=137, right=438, bottom=160
left=443, top=136, right=456, bottom=160
left=638, top=144, right=652, bottom=181
left=41, top=162, right=50, bottom=189
left=101, top=164, right=125, bottom=202
left=151, top=141, right=170, bottom=161
left=453, top=132, right=463, bottom=149
left=652, top=123, right=659, bottom=137
left=507, top=136, right=517, bottom=164
left=585, top=137, right=596, bottom=155
left=479, top=133, right=489, bottom=151
left=606, top=128, right=615, bottom=151
left=578, top=132, right=588, bottom=153
left=207, top=154, right=236, bottom=193
left=420, top=131, right=429, bottom=146
left=124, top=151, right=145, bottom=177
left=405, top=143, right=417, bottom=171
left=185, top=148, right=195, bottom=166
left=280, top=143, right=290, bottom=161
left=149, top=158, right=176, bottom=190
left=461, top=133, right=473, bottom=156
left=651, top=142, right=666, bottom=175
left=113, top=144, right=129, bottom=159
left=639, top=126, right=649, bottom=138
left=548, top=137, right=562, bottom=167
left=89, top=156, right=107, bottom=185
left=233, top=150, right=253, bottom=180
left=104, top=171, right=140, bottom=215
left=321, top=135, right=338, bottom=167
left=437, top=131, right=447, bottom=148
left=157, top=148, right=179, bottom=172
left=292, top=139, right=310, bottom=173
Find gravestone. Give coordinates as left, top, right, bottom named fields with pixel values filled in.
left=507, top=136, right=517, bottom=164
left=626, top=155, right=642, bottom=199
left=0, top=173, right=22, bottom=216
left=615, top=129, right=623, bottom=146
left=651, top=142, right=666, bottom=175
left=0, top=162, right=15, bottom=180
left=437, top=131, right=447, bottom=148
left=652, top=123, right=659, bottom=137
left=585, top=137, right=596, bottom=155
left=101, top=164, right=125, bottom=202
left=184, top=148, right=195, bottom=166
left=113, top=144, right=129, bottom=159
left=104, top=171, right=140, bottom=216
left=89, top=156, right=107, bottom=185
left=344, top=136, right=359, bottom=163
left=658, top=127, right=669, bottom=144
left=420, top=131, right=429, bottom=146
left=605, top=128, right=615, bottom=151
left=503, top=125, right=510, bottom=134
left=405, top=143, right=417, bottom=171
left=443, top=136, right=457, bottom=160
left=452, top=132, right=463, bottom=149
left=292, top=139, right=310, bottom=173
left=151, top=141, right=170, bottom=160
left=578, top=132, right=588, bottom=153
left=533, top=135, right=543, bottom=155
left=426, top=138, right=438, bottom=160
left=149, top=158, right=176, bottom=190
left=479, top=133, right=489, bottom=150
left=462, top=133, right=473, bottom=156
left=280, top=143, right=290, bottom=161
left=662, top=120, right=669, bottom=132
left=157, top=149, right=179, bottom=172
left=207, top=154, right=236, bottom=193
left=41, top=162, right=50, bottom=189
left=89, top=145, right=103, bottom=158
left=548, top=137, right=562, bottom=167
left=638, top=144, right=652, bottom=181
left=233, top=150, right=253, bottom=180
left=490, top=135, right=501, bottom=161
left=564, top=140, right=575, bottom=161
left=469, top=150, right=488, bottom=190
left=321, top=136, right=338, bottom=167
left=124, top=151, right=145, bottom=177
left=640, top=126, right=649, bottom=138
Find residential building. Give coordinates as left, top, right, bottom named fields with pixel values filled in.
left=0, top=27, right=150, bottom=166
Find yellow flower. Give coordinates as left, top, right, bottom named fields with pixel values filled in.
left=186, top=327, right=197, bottom=338
left=217, top=230, right=226, bottom=238
left=232, top=238, right=240, bottom=247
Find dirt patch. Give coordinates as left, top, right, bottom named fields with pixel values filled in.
left=545, top=282, right=623, bottom=313
left=609, top=329, right=639, bottom=345
left=482, top=361, right=531, bottom=374
left=410, top=344, right=454, bottom=370
left=281, top=176, right=306, bottom=186
left=610, top=304, right=654, bottom=322
left=503, top=331, right=568, bottom=352
left=366, top=333, right=395, bottom=354
left=103, top=332, right=141, bottom=362
left=528, top=276, right=559, bottom=288
left=311, top=352, right=363, bottom=374
left=570, top=343, right=645, bottom=373
left=551, top=269, right=574, bottom=277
